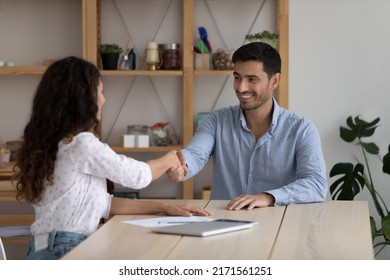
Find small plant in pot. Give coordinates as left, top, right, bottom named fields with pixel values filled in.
left=99, top=44, right=123, bottom=70
left=245, top=30, right=279, bottom=49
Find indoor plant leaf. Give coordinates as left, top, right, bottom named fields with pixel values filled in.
left=370, top=216, right=378, bottom=240
left=340, top=116, right=357, bottom=142
left=354, top=115, right=380, bottom=128
left=381, top=214, right=390, bottom=240
left=346, top=115, right=356, bottom=129
left=340, top=126, right=357, bottom=142
left=382, top=144, right=390, bottom=175
left=354, top=116, right=379, bottom=137
left=361, top=142, right=380, bottom=155
left=340, top=116, right=380, bottom=142
left=329, top=162, right=365, bottom=200
left=359, top=127, right=377, bottom=138
left=99, top=43, right=123, bottom=54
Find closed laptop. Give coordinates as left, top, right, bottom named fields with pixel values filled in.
left=152, top=219, right=258, bottom=237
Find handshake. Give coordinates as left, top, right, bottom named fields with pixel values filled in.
left=164, top=150, right=188, bottom=182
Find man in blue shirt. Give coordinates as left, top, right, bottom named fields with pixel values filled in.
left=168, top=42, right=327, bottom=210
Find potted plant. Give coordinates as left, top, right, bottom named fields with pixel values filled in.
left=329, top=116, right=390, bottom=258
left=99, top=44, right=123, bottom=70
left=245, top=30, right=279, bottom=49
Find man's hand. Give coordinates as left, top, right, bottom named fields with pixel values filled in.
left=166, top=150, right=187, bottom=182
left=226, top=193, right=275, bottom=210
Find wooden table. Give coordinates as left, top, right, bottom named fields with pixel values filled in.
left=62, top=200, right=374, bottom=260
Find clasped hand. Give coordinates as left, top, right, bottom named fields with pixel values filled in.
left=166, top=150, right=187, bottom=182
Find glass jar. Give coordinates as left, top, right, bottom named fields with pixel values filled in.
left=212, top=48, right=235, bottom=70
left=159, top=43, right=181, bottom=70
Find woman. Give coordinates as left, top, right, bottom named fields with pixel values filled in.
left=15, top=56, right=210, bottom=260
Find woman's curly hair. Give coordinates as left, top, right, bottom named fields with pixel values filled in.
left=15, top=56, right=101, bottom=203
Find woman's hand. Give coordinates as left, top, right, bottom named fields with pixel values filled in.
left=110, top=198, right=212, bottom=216
left=162, top=203, right=212, bottom=217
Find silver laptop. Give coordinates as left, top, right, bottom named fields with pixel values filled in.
left=152, top=219, right=258, bottom=237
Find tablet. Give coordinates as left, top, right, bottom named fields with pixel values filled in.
left=151, top=218, right=258, bottom=237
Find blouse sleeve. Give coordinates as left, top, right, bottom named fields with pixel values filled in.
left=70, top=133, right=152, bottom=189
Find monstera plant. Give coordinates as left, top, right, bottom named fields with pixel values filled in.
left=329, top=116, right=390, bottom=257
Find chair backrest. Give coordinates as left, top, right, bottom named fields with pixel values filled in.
left=0, top=237, right=6, bottom=260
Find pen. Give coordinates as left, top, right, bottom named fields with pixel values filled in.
left=168, top=221, right=196, bottom=224
left=158, top=221, right=196, bottom=224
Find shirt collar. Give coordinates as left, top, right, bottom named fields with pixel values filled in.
left=239, top=97, right=281, bottom=134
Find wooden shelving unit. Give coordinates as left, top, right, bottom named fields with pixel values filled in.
left=111, top=145, right=182, bottom=154
left=0, top=0, right=289, bottom=199
left=0, top=66, right=47, bottom=75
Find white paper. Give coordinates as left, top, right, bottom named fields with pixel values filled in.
left=122, top=216, right=214, bottom=228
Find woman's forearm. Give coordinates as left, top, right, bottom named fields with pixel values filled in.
left=109, top=197, right=166, bottom=215
left=146, top=150, right=181, bottom=180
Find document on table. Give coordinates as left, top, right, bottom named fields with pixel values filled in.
left=122, top=216, right=214, bottom=227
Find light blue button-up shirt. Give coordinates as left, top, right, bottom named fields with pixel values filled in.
left=182, top=99, right=328, bottom=206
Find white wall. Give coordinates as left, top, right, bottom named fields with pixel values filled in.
left=289, top=0, right=390, bottom=259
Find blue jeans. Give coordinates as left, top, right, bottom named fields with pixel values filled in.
left=26, top=231, right=86, bottom=260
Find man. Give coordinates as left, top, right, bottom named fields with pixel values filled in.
left=168, top=42, right=327, bottom=210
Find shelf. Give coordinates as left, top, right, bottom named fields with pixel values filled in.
left=111, top=145, right=182, bottom=153
left=0, top=66, right=47, bottom=76
left=100, top=70, right=233, bottom=77
left=0, top=67, right=185, bottom=77
left=194, top=70, right=233, bottom=76
left=100, top=70, right=183, bottom=76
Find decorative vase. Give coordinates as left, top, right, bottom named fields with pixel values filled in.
left=100, top=53, right=120, bottom=70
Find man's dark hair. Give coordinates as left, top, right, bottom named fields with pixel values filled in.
left=232, top=42, right=281, bottom=77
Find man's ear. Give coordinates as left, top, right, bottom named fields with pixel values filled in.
left=270, top=73, right=281, bottom=90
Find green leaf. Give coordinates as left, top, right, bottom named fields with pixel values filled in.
left=370, top=217, right=378, bottom=241
left=245, top=30, right=279, bottom=41
left=359, top=127, right=377, bottom=137
left=361, top=142, right=380, bottom=155
left=355, top=116, right=380, bottom=138
left=99, top=43, right=123, bottom=54
left=382, top=214, right=390, bottom=240
left=355, top=116, right=380, bottom=128
left=346, top=116, right=356, bottom=129
left=340, top=116, right=380, bottom=143
left=383, top=144, right=390, bottom=175
left=329, top=163, right=366, bottom=200
left=340, top=126, right=357, bottom=142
